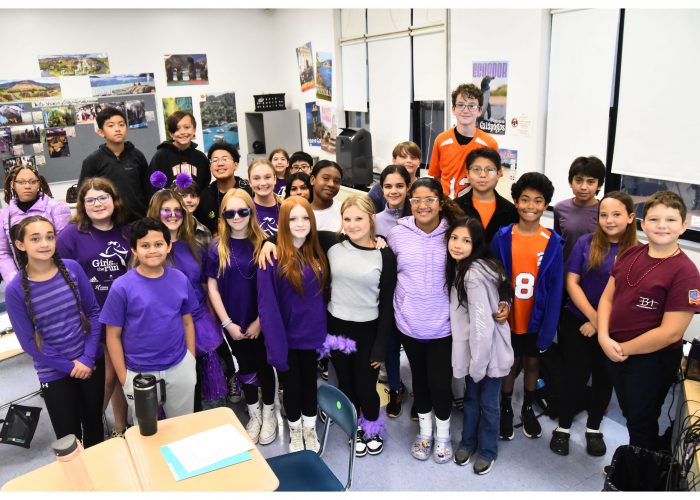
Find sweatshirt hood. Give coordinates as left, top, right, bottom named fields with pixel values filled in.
left=156, top=140, right=199, bottom=153
left=467, top=259, right=502, bottom=286
left=396, top=215, right=449, bottom=237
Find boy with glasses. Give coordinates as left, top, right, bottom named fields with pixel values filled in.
left=428, top=84, right=498, bottom=200
left=79, top=107, right=149, bottom=222
left=455, top=147, right=518, bottom=243
left=288, top=151, right=313, bottom=175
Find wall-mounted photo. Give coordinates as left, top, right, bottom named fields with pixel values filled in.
left=11, top=124, right=44, bottom=145
left=164, top=54, right=208, bottom=86
left=200, top=92, right=237, bottom=152
left=126, top=100, right=147, bottom=129
left=0, top=79, right=61, bottom=103
left=0, top=104, right=26, bottom=125
left=76, top=103, right=97, bottom=124
left=315, top=52, right=332, bottom=102
left=0, top=127, right=12, bottom=155
left=90, top=73, right=156, bottom=97
left=39, top=53, right=110, bottom=77
left=43, top=106, right=77, bottom=128
left=3, top=155, right=36, bottom=175
left=45, top=127, right=69, bottom=158
left=96, top=101, right=126, bottom=116
left=305, top=102, right=321, bottom=147
left=473, top=60, right=508, bottom=136
left=296, top=42, right=315, bottom=92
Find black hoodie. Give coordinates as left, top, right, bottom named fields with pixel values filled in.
left=79, top=141, right=149, bottom=223
left=146, top=140, right=211, bottom=197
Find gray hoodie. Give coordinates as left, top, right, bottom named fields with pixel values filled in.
left=450, top=259, right=514, bottom=383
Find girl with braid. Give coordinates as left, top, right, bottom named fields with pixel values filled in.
left=6, top=216, right=104, bottom=447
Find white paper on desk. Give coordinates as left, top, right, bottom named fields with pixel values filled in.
left=0, top=334, right=21, bottom=353
left=165, top=424, right=253, bottom=473
left=0, top=312, right=12, bottom=331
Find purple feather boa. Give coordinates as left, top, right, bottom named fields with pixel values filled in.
left=316, top=334, right=357, bottom=359
left=199, top=351, right=228, bottom=401
left=359, top=410, right=387, bottom=439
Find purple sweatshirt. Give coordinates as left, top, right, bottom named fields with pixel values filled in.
left=6, top=259, right=102, bottom=383
left=387, top=216, right=451, bottom=340
left=375, top=207, right=403, bottom=238
left=257, top=257, right=327, bottom=371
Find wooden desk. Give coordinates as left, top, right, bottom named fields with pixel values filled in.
left=0, top=331, right=24, bottom=362
left=1, top=437, right=142, bottom=491
left=125, top=406, right=279, bottom=491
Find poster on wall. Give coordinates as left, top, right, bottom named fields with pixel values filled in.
left=0, top=104, right=26, bottom=125
left=200, top=92, right=238, bottom=152
left=0, top=79, right=61, bottom=103
left=10, top=124, right=43, bottom=145
left=0, top=127, right=11, bottom=155
left=90, top=73, right=156, bottom=97
left=319, top=103, right=337, bottom=154
left=315, top=52, right=332, bottom=102
left=296, top=42, right=315, bottom=92
left=126, top=100, right=147, bottom=129
left=76, top=103, right=97, bottom=124
left=165, top=54, right=208, bottom=86
left=39, top=53, right=110, bottom=77
left=46, top=128, right=69, bottom=158
left=96, top=101, right=126, bottom=116
left=472, top=60, right=507, bottom=136
left=499, top=148, right=517, bottom=181
left=305, top=102, right=321, bottom=147
left=3, top=155, right=36, bottom=175
left=43, top=106, right=77, bottom=128
left=162, top=97, right=193, bottom=140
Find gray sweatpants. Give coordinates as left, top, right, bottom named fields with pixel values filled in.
left=123, top=351, right=197, bottom=419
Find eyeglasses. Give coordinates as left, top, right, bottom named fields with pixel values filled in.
left=210, top=156, right=235, bottom=165
left=160, top=208, right=184, bottom=219
left=222, top=208, right=251, bottom=219
left=468, top=167, right=498, bottom=176
left=290, top=164, right=312, bottom=172
left=14, top=179, right=39, bottom=186
left=84, top=194, right=111, bottom=206
left=408, top=197, right=439, bottom=205
left=454, top=103, right=480, bottom=112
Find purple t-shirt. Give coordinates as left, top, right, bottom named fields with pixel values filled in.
left=255, top=201, right=280, bottom=237
left=56, top=223, right=131, bottom=307
left=100, top=267, right=197, bottom=371
left=553, top=198, right=599, bottom=262
left=205, top=237, right=258, bottom=329
left=274, top=178, right=286, bottom=197
left=171, top=240, right=207, bottom=307
left=565, top=233, right=618, bottom=321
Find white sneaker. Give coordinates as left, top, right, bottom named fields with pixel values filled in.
left=259, top=404, right=277, bottom=445
left=245, top=403, right=262, bottom=443
left=288, top=419, right=304, bottom=453
left=303, top=424, right=320, bottom=452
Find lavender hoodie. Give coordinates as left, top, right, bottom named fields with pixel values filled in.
left=387, top=216, right=451, bottom=340
left=450, top=259, right=513, bottom=382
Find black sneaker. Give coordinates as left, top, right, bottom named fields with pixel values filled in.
left=585, top=431, right=607, bottom=456
left=549, top=429, right=570, bottom=455
left=318, top=359, right=329, bottom=381
left=499, top=403, right=514, bottom=440
left=366, top=434, right=384, bottom=455
left=355, top=427, right=367, bottom=457
left=386, top=383, right=405, bottom=418
left=473, top=456, right=495, bottom=475
left=521, top=404, right=542, bottom=438
left=410, top=403, right=418, bottom=421
left=454, top=446, right=473, bottom=466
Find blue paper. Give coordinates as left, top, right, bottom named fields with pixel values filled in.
left=160, top=444, right=252, bottom=481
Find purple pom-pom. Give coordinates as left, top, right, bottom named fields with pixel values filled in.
left=175, top=172, right=193, bottom=190
left=150, top=171, right=168, bottom=189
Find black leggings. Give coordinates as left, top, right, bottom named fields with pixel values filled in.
left=230, top=335, right=276, bottom=406
left=400, top=333, right=453, bottom=420
left=41, top=356, right=106, bottom=448
left=216, top=336, right=236, bottom=379
left=328, top=314, right=380, bottom=421
left=277, top=349, right=318, bottom=422
left=558, top=308, right=613, bottom=429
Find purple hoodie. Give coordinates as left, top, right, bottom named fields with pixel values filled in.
left=386, top=216, right=451, bottom=340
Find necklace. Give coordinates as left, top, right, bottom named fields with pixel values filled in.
left=625, top=245, right=680, bottom=287
left=231, top=241, right=255, bottom=280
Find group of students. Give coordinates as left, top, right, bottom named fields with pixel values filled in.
left=3, top=82, right=700, bottom=483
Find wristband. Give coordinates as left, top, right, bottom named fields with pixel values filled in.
left=221, top=318, right=233, bottom=329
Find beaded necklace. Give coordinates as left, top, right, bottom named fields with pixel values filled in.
left=230, top=238, right=255, bottom=280
left=625, top=245, right=680, bottom=287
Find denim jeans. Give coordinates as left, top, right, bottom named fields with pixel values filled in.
left=460, top=375, right=502, bottom=461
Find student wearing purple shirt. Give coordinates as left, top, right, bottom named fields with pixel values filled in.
left=207, top=189, right=277, bottom=446
left=147, top=188, right=226, bottom=410
left=257, top=196, right=329, bottom=453
left=269, top=148, right=290, bottom=197
left=550, top=192, right=637, bottom=457
left=249, top=159, right=281, bottom=236
left=57, top=177, right=131, bottom=438
left=102, top=218, right=197, bottom=419
left=6, top=216, right=104, bottom=447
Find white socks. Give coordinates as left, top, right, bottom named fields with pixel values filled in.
left=586, top=427, right=601, bottom=434
left=301, top=414, right=317, bottom=428
left=555, top=427, right=570, bottom=434
left=418, top=411, right=433, bottom=437
left=435, top=416, right=451, bottom=440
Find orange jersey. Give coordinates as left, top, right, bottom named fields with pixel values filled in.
left=472, top=198, right=496, bottom=229
left=428, top=127, right=498, bottom=199
left=509, top=225, right=551, bottom=334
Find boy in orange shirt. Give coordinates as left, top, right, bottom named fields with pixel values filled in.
left=491, top=172, right=564, bottom=441
left=428, top=83, right=498, bottom=199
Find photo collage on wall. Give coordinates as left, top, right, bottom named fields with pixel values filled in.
left=298, top=42, right=337, bottom=150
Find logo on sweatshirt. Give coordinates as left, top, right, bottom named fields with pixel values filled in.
left=99, top=241, right=129, bottom=267
left=636, top=296, right=659, bottom=310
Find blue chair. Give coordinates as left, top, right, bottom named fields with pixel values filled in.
left=266, top=384, right=357, bottom=491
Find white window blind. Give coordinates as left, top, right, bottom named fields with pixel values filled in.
left=412, top=31, right=446, bottom=101
left=341, top=43, right=368, bottom=112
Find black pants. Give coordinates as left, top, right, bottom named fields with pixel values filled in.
left=328, top=314, right=380, bottom=421
left=230, top=335, right=276, bottom=406
left=558, top=308, right=613, bottom=429
left=400, top=333, right=453, bottom=420
left=606, top=347, right=681, bottom=450
left=277, top=349, right=318, bottom=421
left=41, top=356, right=106, bottom=448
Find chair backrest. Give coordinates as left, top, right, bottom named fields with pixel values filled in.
left=317, top=384, right=358, bottom=490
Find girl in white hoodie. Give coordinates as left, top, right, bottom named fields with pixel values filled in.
left=446, top=216, right=514, bottom=475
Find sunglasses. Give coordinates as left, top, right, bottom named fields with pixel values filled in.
left=160, top=207, right=184, bottom=219
left=222, top=208, right=251, bottom=219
